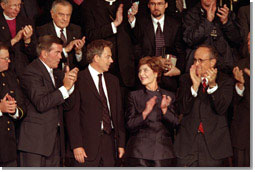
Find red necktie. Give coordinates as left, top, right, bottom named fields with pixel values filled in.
left=73, top=0, right=83, bottom=5
left=202, top=78, right=207, bottom=93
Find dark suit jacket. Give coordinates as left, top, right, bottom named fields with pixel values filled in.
left=0, top=12, right=37, bottom=78
left=18, top=59, right=72, bottom=157
left=0, top=70, right=26, bottom=163
left=125, top=88, right=179, bottom=160
left=132, top=14, right=186, bottom=92
left=231, top=57, right=250, bottom=150
left=36, top=22, right=87, bottom=70
left=65, top=68, right=126, bottom=161
left=81, top=0, right=135, bottom=87
left=174, top=72, right=234, bottom=159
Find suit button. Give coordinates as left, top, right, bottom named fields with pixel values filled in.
left=7, top=128, right=10, bottom=131
left=7, top=121, right=10, bottom=124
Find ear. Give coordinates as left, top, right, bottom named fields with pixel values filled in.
left=50, top=9, right=55, bottom=19
left=41, top=50, right=48, bottom=59
left=154, top=72, right=158, bottom=78
left=1, top=2, right=6, bottom=10
left=165, top=2, right=168, bottom=8
left=94, top=54, right=100, bottom=63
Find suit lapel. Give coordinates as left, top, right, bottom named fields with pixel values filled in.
left=163, top=15, right=171, bottom=45
left=104, top=73, right=114, bottom=115
left=96, top=0, right=115, bottom=23
left=49, top=22, right=58, bottom=36
left=146, top=17, right=156, bottom=51
left=66, top=25, right=74, bottom=43
left=84, top=68, right=102, bottom=102
left=36, top=59, right=56, bottom=89
left=0, top=13, right=12, bottom=41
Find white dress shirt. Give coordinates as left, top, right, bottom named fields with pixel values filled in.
left=191, top=77, right=218, bottom=97
left=235, top=84, right=245, bottom=97
left=40, top=59, right=74, bottom=99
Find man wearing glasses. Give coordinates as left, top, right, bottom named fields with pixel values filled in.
left=0, top=42, right=26, bottom=167
left=174, top=45, right=234, bottom=167
left=0, top=0, right=37, bottom=78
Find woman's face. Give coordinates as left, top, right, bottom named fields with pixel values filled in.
left=138, top=64, right=158, bottom=86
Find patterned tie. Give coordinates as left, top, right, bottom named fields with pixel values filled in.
left=98, top=74, right=112, bottom=134
left=155, top=22, right=165, bottom=57
left=73, top=0, right=83, bottom=5
left=60, top=29, right=67, bottom=46
left=202, top=78, right=207, bottom=93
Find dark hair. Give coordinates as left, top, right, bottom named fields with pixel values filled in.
left=36, top=35, right=63, bottom=56
left=138, top=56, right=163, bottom=81
left=51, top=0, right=73, bottom=12
left=0, top=42, right=9, bottom=51
left=86, top=39, right=113, bottom=63
left=196, top=45, right=218, bottom=60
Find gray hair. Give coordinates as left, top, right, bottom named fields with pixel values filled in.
left=51, top=0, right=73, bottom=13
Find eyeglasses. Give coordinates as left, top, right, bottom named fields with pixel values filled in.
left=148, top=2, right=165, bottom=6
left=0, top=57, right=10, bottom=61
left=193, top=58, right=212, bottom=64
left=7, top=2, right=23, bottom=9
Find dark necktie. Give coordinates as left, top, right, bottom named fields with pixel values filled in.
left=60, top=29, right=67, bottom=46
left=98, top=74, right=112, bottom=134
left=155, top=22, right=165, bottom=57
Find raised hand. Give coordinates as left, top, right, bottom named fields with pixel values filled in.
left=118, top=147, right=125, bottom=158
left=73, top=147, right=88, bottom=164
left=216, top=4, right=229, bottom=25
left=0, top=93, right=17, bottom=114
left=23, top=25, right=33, bottom=43
left=128, top=2, right=139, bottom=23
left=160, top=95, right=172, bottom=115
left=190, top=65, right=201, bottom=92
left=74, top=36, right=86, bottom=54
left=113, top=4, right=123, bottom=27
left=206, top=1, right=216, bottom=22
left=205, top=68, right=217, bottom=88
left=233, top=66, right=244, bottom=90
left=142, top=96, right=157, bottom=120
left=244, top=68, right=250, bottom=77
left=63, top=66, right=79, bottom=90
left=11, top=29, right=23, bottom=46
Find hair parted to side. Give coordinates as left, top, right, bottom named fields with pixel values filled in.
left=86, top=39, right=113, bottom=63
left=0, top=42, right=9, bottom=51
left=51, top=0, right=73, bottom=12
left=1, top=0, right=8, bottom=4
left=196, top=44, right=218, bottom=60
left=138, top=56, right=164, bottom=81
left=36, top=35, right=63, bottom=56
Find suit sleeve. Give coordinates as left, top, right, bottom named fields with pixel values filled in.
left=208, top=75, right=234, bottom=116
left=176, top=75, right=196, bottom=115
left=20, top=68, right=65, bottom=113
left=65, top=77, right=83, bottom=149
left=125, top=92, right=148, bottom=132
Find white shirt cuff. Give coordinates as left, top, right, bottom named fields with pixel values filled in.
left=207, top=84, right=218, bottom=94
left=191, top=86, right=198, bottom=97
left=59, top=86, right=70, bottom=99
left=62, top=48, right=68, bottom=58
left=111, top=22, right=117, bottom=34
left=0, top=110, right=2, bottom=117
left=235, top=84, right=245, bottom=97
left=75, top=52, right=82, bottom=62
left=9, top=108, right=19, bottom=119
left=129, top=17, right=136, bottom=29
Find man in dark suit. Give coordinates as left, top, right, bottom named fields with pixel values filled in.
left=231, top=32, right=250, bottom=167
left=17, top=35, right=79, bottom=167
left=0, top=42, right=26, bottom=167
left=36, top=0, right=86, bottom=71
left=0, top=0, right=37, bottom=78
left=128, top=0, right=186, bottom=92
left=65, top=39, right=125, bottom=167
left=174, top=45, right=234, bottom=166
left=81, top=0, right=136, bottom=91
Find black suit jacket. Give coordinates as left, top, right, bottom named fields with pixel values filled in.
left=18, top=59, right=72, bottom=157
left=81, top=0, right=135, bottom=87
left=125, top=88, right=179, bottom=160
left=174, top=72, right=234, bottom=159
left=231, top=57, right=250, bottom=150
left=0, top=12, right=37, bottom=78
left=36, top=22, right=87, bottom=70
left=0, top=70, right=26, bottom=163
left=132, top=14, right=186, bottom=92
left=65, top=68, right=125, bottom=161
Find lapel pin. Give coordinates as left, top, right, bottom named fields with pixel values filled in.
left=1, top=26, right=4, bottom=30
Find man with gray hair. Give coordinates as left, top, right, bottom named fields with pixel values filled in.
left=0, top=0, right=37, bottom=78
left=37, top=0, right=86, bottom=71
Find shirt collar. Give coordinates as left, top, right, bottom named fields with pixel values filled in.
left=201, top=77, right=208, bottom=85
left=151, top=14, right=165, bottom=27
left=3, top=12, right=16, bottom=20
left=40, top=59, right=53, bottom=74
left=53, top=21, right=66, bottom=34
left=88, top=64, right=103, bottom=78
left=105, top=0, right=116, bottom=5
